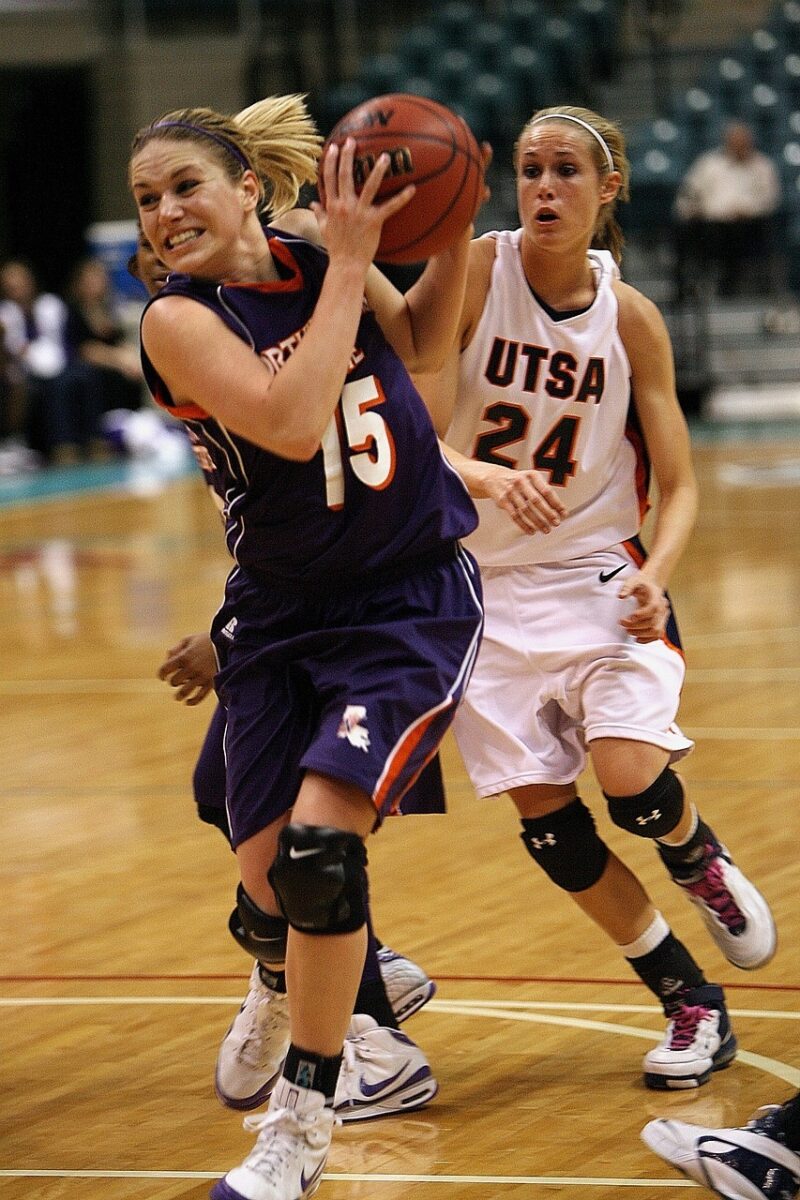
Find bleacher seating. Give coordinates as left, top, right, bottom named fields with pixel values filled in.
left=625, top=0, right=800, bottom=251
left=323, top=0, right=622, bottom=147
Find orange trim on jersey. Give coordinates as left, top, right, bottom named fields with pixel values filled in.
left=225, top=235, right=305, bottom=294
left=622, top=537, right=685, bottom=661
left=624, top=412, right=651, bottom=522
left=152, top=381, right=209, bottom=421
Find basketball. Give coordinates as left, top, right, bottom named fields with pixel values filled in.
left=320, top=93, right=484, bottom=264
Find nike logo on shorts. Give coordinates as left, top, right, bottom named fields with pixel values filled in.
left=599, top=564, right=626, bottom=583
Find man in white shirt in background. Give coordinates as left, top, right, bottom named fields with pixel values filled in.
left=673, top=120, right=782, bottom=299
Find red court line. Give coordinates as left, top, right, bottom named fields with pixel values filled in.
left=1, top=972, right=799, bottom=992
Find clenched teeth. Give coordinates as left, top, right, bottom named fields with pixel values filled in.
left=167, top=229, right=201, bottom=249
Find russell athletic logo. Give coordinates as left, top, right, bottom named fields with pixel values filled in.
left=337, top=704, right=370, bottom=752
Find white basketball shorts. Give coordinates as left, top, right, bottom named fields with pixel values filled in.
left=453, top=546, right=694, bottom=797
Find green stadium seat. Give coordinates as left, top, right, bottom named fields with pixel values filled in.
left=396, top=75, right=447, bottom=105
left=503, top=43, right=556, bottom=118
left=320, top=81, right=371, bottom=133
left=707, top=56, right=754, bottom=116
left=769, top=0, right=800, bottom=54
left=430, top=48, right=474, bottom=101
left=358, top=53, right=405, bottom=96
left=433, top=1, right=476, bottom=48
left=542, top=16, right=591, bottom=102
left=467, top=20, right=512, bottom=72
left=744, top=27, right=783, bottom=83
left=742, top=83, right=788, bottom=152
left=776, top=52, right=800, bottom=105
left=469, top=72, right=523, bottom=143
left=396, top=25, right=445, bottom=76
left=500, top=0, right=543, bottom=45
left=671, top=86, right=726, bottom=155
left=573, top=0, right=621, bottom=80
left=623, top=147, right=683, bottom=237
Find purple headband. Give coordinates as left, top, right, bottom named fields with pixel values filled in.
left=152, top=120, right=252, bottom=172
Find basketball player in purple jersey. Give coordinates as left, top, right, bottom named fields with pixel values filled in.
left=130, top=95, right=484, bottom=1200
left=131, top=228, right=443, bottom=1120
left=422, top=104, right=776, bottom=1093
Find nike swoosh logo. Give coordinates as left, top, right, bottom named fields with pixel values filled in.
left=360, top=1066, right=407, bottom=1097
left=300, top=1159, right=327, bottom=1191
left=599, top=564, right=627, bottom=583
left=288, top=846, right=323, bottom=859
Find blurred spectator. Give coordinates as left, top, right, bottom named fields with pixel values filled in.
left=0, top=257, right=106, bottom=465
left=65, top=256, right=144, bottom=413
left=673, top=121, right=782, bottom=298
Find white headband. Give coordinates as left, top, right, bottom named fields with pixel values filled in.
left=529, top=114, right=615, bottom=173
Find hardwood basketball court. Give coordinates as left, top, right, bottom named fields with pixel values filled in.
left=1, top=434, right=798, bottom=1198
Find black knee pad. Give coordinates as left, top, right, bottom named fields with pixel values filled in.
left=520, top=798, right=609, bottom=892
left=267, top=823, right=368, bottom=935
left=604, top=766, right=684, bottom=839
left=229, top=883, right=288, bottom=963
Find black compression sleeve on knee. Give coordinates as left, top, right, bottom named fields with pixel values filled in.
left=520, top=798, right=609, bottom=892
left=604, top=767, right=685, bottom=839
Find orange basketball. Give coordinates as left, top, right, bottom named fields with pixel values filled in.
left=320, top=93, right=484, bottom=264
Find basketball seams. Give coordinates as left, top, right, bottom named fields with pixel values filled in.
left=321, top=91, right=483, bottom=264
left=380, top=139, right=478, bottom=259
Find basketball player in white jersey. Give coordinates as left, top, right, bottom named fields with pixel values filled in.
left=422, top=105, right=777, bottom=1091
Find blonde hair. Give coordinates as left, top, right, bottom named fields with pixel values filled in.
left=514, top=105, right=630, bottom=266
left=130, top=94, right=323, bottom=219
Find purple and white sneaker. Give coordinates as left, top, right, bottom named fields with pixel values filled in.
left=377, top=946, right=437, bottom=1023
left=211, top=1076, right=333, bottom=1200
left=334, top=1015, right=438, bottom=1121
left=642, top=1106, right=800, bottom=1199
left=660, top=836, right=777, bottom=970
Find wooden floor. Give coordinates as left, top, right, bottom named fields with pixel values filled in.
left=1, top=434, right=798, bottom=1199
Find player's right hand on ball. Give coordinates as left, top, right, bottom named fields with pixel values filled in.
left=311, top=138, right=415, bottom=267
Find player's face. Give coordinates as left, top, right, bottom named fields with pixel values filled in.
left=130, top=139, right=257, bottom=279
left=516, top=125, right=619, bottom=253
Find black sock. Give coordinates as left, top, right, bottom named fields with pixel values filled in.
left=780, top=1092, right=800, bottom=1150
left=354, top=975, right=398, bottom=1029
left=626, top=932, right=706, bottom=1012
left=657, top=817, right=716, bottom=877
left=282, top=1043, right=342, bottom=1103
left=257, top=963, right=287, bottom=993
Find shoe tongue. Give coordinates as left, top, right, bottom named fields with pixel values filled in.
left=348, top=1013, right=380, bottom=1038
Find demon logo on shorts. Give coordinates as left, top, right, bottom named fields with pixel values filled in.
left=337, top=704, right=370, bottom=752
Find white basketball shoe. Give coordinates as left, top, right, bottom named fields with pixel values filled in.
left=377, top=946, right=437, bottom=1022
left=643, top=984, right=738, bottom=1090
left=334, top=1015, right=438, bottom=1121
left=660, top=835, right=777, bottom=970
left=211, top=1076, right=334, bottom=1200
left=215, top=963, right=291, bottom=1110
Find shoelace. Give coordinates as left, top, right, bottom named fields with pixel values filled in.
left=667, top=1004, right=711, bottom=1049
left=683, top=847, right=746, bottom=933
left=241, top=1107, right=333, bottom=1178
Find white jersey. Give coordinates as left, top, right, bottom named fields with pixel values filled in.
left=446, top=230, right=648, bottom=566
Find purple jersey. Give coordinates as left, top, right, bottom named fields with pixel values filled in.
left=141, top=229, right=478, bottom=587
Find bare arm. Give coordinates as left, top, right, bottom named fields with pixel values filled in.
left=142, top=142, right=415, bottom=460
left=615, top=281, right=699, bottom=640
